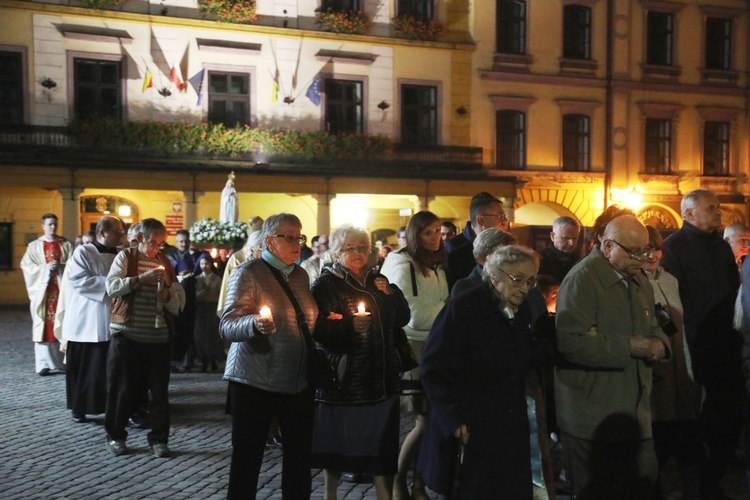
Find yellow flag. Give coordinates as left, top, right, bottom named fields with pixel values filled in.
left=142, top=70, right=153, bottom=93
left=271, top=80, right=279, bottom=103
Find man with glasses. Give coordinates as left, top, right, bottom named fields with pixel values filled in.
left=555, top=215, right=670, bottom=498
left=221, top=213, right=318, bottom=499
left=723, top=222, right=750, bottom=269
left=539, top=216, right=581, bottom=284
left=446, top=191, right=510, bottom=290
left=104, top=218, right=184, bottom=458
left=662, top=189, right=742, bottom=498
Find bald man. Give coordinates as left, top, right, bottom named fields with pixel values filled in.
left=555, top=215, right=670, bottom=498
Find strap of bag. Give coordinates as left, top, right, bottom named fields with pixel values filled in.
left=263, top=260, right=315, bottom=350
left=409, top=262, right=418, bottom=297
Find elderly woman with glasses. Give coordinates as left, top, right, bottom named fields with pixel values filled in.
left=221, top=213, right=318, bottom=499
left=310, top=224, right=411, bottom=499
left=419, top=245, right=551, bottom=499
left=642, top=225, right=701, bottom=498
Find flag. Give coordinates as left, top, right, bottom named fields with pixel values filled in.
left=170, top=60, right=186, bottom=91
left=271, top=79, right=279, bottom=104
left=306, top=73, right=322, bottom=106
left=188, top=69, right=206, bottom=106
left=141, top=69, right=153, bottom=93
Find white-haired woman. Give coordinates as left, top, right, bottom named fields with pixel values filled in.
left=311, top=225, right=411, bottom=500
left=420, top=245, right=551, bottom=499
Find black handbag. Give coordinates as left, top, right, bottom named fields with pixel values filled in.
left=394, top=327, right=419, bottom=373
left=264, top=261, right=340, bottom=390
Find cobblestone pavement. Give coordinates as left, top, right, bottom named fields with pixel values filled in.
left=0, top=306, right=746, bottom=499
left=0, top=307, right=436, bottom=500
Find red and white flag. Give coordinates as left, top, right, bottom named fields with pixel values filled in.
left=170, top=59, right=186, bottom=91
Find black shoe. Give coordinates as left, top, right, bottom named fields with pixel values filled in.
left=341, top=472, right=368, bottom=483
left=38, top=368, right=51, bottom=376
left=71, top=413, right=88, bottom=423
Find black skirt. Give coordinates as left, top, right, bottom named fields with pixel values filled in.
left=66, top=341, right=109, bottom=414
left=311, top=396, right=399, bottom=475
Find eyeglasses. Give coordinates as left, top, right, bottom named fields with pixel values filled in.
left=480, top=213, right=508, bottom=221
left=146, top=240, right=166, bottom=250
left=341, top=245, right=370, bottom=254
left=498, top=269, right=537, bottom=289
left=609, top=239, right=654, bottom=261
left=271, top=234, right=306, bottom=245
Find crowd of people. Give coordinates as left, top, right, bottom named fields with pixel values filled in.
left=18, top=187, right=750, bottom=499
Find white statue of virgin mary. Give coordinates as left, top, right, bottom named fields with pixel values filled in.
left=220, top=171, right=239, bottom=224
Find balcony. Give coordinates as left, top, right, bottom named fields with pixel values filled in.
left=0, top=124, right=484, bottom=179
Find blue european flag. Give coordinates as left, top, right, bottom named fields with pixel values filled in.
left=306, top=73, right=322, bottom=106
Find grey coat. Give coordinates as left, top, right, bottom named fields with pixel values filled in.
left=220, top=258, right=318, bottom=395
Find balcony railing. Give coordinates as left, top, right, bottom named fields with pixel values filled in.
left=0, top=125, right=484, bottom=174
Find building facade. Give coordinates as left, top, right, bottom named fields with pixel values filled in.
left=1, top=0, right=748, bottom=303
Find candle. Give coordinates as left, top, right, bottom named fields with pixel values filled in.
left=259, top=306, right=272, bottom=319
left=357, top=303, right=366, bottom=315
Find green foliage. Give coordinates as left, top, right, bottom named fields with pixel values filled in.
left=316, top=9, right=370, bottom=35
left=77, top=0, right=125, bottom=9
left=69, top=119, right=393, bottom=163
left=198, top=0, right=259, bottom=24
left=392, top=15, right=444, bottom=41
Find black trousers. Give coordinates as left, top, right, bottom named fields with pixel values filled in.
left=105, top=333, right=171, bottom=445
left=227, top=381, right=314, bottom=500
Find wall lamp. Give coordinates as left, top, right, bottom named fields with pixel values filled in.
left=456, top=106, right=468, bottom=116
left=377, top=100, right=390, bottom=111
left=40, top=77, right=57, bottom=90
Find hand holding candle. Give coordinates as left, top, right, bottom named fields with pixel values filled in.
left=353, top=302, right=371, bottom=333
left=256, top=306, right=276, bottom=335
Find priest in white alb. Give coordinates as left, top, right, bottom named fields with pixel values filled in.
left=20, top=213, right=73, bottom=375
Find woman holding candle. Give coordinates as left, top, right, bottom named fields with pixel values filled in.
left=220, top=213, right=318, bottom=499
left=310, top=224, right=411, bottom=500
left=380, top=211, right=449, bottom=500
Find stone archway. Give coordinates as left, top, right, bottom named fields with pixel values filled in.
left=80, top=195, right=139, bottom=233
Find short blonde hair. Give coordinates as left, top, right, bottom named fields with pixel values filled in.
left=329, top=225, right=370, bottom=258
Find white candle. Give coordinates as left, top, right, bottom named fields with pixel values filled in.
left=259, top=306, right=272, bottom=319
left=357, top=303, right=366, bottom=315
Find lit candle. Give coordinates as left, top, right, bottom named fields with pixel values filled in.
left=357, top=303, right=367, bottom=315
left=259, top=306, right=272, bottom=319
left=156, top=266, right=165, bottom=291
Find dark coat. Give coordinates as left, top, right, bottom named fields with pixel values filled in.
left=311, top=264, right=411, bottom=404
left=538, top=245, right=578, bottom=284
left=446, top=223, right=477, bottom=290
left=418, top=281, right=550, bottom=499
left=662, top=221, right=742, bottom=385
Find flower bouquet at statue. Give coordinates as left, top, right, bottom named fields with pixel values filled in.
left=190, top=217, right=248, bottom=250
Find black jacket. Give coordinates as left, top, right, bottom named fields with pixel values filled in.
left=311, top=264, right=411, bottom=403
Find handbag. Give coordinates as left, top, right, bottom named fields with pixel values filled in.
left=264, top=261, right=340, bottom=390
left=394, top=327, right=419, bottom=373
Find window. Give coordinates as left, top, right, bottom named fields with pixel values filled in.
left=0, top=51, right=23, bottom=125
left=705, top=18, right=731, bottom=70
left=496, top=110, right=526, bottom=169
left=325, top=79, right=363, bottom=135
left=644, top=118, right=671, bottom=173
left=703, top=121, right=729, bottom=175
left=0, top=222, right=11, bottom=270
left=496, top=0, right=526, bottom=55
left=401, top=84, right=438, bottom=146
left=646, top=12, right=673, bottom=66
left=321, top=0, right=360, bottom=11
left=562, top=114, right=590, bottom=171
left=563, top=5, right=591, bottom=60
left=74, top=58, right=122, bottom=120
left=208, top=71, right=250, bottom=127
left=398, top=0, right=434, bottom=18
